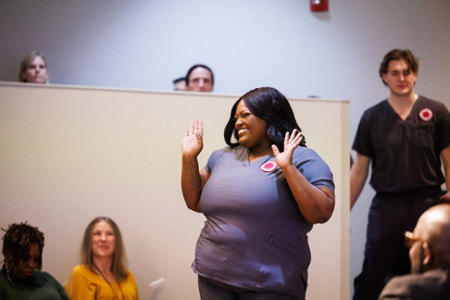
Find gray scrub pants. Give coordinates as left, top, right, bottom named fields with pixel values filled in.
left=198, top=276, right=303, bottom=300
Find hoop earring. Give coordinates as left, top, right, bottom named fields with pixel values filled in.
left=5, top=264, right=12, bottom=282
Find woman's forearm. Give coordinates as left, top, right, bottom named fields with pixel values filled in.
left=282, top=164, right=335, bottom=224
left=181, top=155, right=203, bottom=213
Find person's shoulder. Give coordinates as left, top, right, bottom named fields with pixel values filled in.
left=208, top=146, right=227, bottom=161
left=380, top=269, right=450, bottom=299
left=35, top=271, right=62, bottom=285
left=37, top=271, right=56, bottom=279
left=363, top=99, right=389, bottom=115
left=293, top=146, right=320, bottom=158
left=293, top=146, right=329, bottom=166
left=71, top=264, right=93, bottom=279
left=418, top=96, right=449, bottom=111
left=72, top=264, right=86, bottom=273
left=417, top=96, right=450, bottom=124
left=222, top=145, right=245, bottom=154
left=418, top=95, right=444, bottom=106
left=386, top=272, right=423, bottom=285
left=421, top=268, right=450, bottom=283
left=125, top=269, right=137, bottom=280
left=357, top=100, right=389, bottom=124
left=214, top=145, right=232, bottom=154
left=379, top=273, right=418, bottom=299
left=211, top=145, right=244, bottom=159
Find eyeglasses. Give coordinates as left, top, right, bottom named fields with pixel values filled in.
left=404, top=231, right=421, bottom=248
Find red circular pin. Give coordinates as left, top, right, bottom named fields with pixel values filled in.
left=419, top=108, right=433, bottom=121
left=260, top=161, right=277, bottom=172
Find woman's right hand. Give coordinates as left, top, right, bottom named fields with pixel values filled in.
left=181, top=119, right=206, bottom=212
left=182, top=119, right=203, bottom=158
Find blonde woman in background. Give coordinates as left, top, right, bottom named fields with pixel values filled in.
left=19, top=51, right=49, bottom=84
left=66, top=217, right=139, bottom=300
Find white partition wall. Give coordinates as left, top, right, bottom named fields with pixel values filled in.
left=0, top=82, right=350, bottom=300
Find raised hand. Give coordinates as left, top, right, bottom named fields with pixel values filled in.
left=182, top=119, right=204, bottom=158
left=272, top=129, right=303, bottom=169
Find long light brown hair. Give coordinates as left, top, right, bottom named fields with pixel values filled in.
left=81, top=217, right=128, bottom=281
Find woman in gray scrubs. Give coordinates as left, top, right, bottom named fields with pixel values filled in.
left=181, top=87, right=335, bottom=300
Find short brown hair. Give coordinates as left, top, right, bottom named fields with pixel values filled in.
left=379, top=49, right=419, bottom=85
left=185, top=64, right=214, bottom=85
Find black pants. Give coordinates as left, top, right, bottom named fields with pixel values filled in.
left=352, top=186, right=442, bottom=300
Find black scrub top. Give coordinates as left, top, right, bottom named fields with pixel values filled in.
left=352, top=96, right=450, bottom=193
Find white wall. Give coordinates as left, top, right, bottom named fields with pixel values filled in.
left=1, top=1, right=450, bottom=297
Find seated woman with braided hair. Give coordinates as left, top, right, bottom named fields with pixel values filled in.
left=0, top=222, right=69, bottom=300
left=66, top=216, right=139, bottom=299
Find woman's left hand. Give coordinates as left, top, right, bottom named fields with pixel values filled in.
left=273, top=129, right=335, bottom=224
left=272, top=129, right=303, bottom=169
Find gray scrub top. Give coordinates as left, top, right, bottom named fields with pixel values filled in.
left=192, top=145, right=334, bottom=296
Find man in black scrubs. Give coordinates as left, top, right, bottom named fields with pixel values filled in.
left=350, top=49, right=450, bottom=300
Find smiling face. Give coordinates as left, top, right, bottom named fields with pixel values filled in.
left=20, top=56, right=48, bottom=83
left=234, top=100, right=270, bottom=152
left=91, top=221, right=115, bottom=260
left=382, top=59, right=417, bottom=97
left=10, top=243, right=40, bottom=280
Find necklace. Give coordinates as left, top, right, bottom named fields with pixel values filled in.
left=93, top=263, right=125, bottom=300
left=250, top=147, right=272, bottom=156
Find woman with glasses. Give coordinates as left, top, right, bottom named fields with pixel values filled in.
left=181, top=87, right=335, bottom=300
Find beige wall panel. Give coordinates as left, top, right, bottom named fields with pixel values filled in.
left=0, top=82, right=349, bottom=299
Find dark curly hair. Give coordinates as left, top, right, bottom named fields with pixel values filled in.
left=2, top=222, right=45, bottom=271
left=224, top=87, right=306, bottom=152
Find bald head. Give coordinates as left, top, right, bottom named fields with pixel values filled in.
left=410, top=204, right=450, bottom=272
